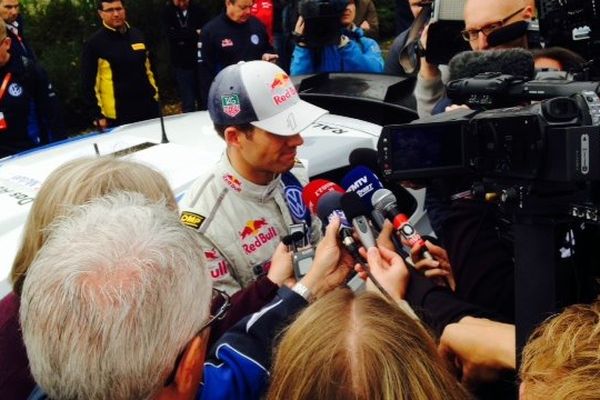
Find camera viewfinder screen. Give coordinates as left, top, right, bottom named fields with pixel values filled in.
left=389, top=124, right=463, bottom=171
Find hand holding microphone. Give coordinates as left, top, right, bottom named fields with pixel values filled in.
left=371, top=188, right=432, bottom=260
left=355, top=245, right=410, bottom=304
left=410, top=240, right=456, bottom=291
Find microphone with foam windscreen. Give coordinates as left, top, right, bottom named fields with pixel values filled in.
left=448, top=47, right=535, bottom=81
left=371, top=188, right=432, bottom=260
left=446, top=48, right=536, bottom=108
left=302, top=179, right=345, bottom=215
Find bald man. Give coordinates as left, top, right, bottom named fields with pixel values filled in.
left=416, top=0, right=535, bottom=116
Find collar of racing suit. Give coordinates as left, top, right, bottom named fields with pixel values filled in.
left=215, top=152, right=283, bottom=203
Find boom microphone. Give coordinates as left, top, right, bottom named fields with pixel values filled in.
left=371, top=188, right=432, bottom=260
left=448, top=47, right=535, bottom=81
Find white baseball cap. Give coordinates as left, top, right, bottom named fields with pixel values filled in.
left=208, top=61, right=328, bottom=136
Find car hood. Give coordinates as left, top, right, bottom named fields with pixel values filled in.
left=0, top=111, right=381, bottom=295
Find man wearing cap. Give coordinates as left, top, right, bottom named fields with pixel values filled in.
left=180, top=60, right=327, bottom=295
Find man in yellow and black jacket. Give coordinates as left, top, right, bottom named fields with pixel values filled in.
left=81, top=0, right=159, bottom=130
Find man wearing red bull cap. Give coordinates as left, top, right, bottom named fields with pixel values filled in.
left=180, top=60, right=327, bottom=294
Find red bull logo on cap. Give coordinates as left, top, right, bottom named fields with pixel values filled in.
left=239, top=218, right=278, bottom=255
left=223, top=173, right=242, bottom=192
left=270, top=72, right=290, bottom=89
left=270, top=72, right=297, bottom=106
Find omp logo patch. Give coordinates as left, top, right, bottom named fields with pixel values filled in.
left=131, top=43, right=146, bottom=51
left=180, top=211, right=205, bottom=229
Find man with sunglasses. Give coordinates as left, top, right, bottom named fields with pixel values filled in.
left=415, top=0, right=534, bottom=117
left=23, top=193, right=354, bottom=400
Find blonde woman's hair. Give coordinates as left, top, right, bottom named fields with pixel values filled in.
left=520, top=301, right=600, bottom=400
left=268, top=289, right=470, bottom=400
left=10, top=156, right=176, bottom=295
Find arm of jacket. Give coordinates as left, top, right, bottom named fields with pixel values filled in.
left=290, top=39, right=383, bottom=75
left=197, top=28, right=217, bottom=109
left=415, top=64, right=449, bottom=117
left=290, top=45, right=315, bottom=75
left=80, top=41, right=103, bottom=121
left=342, top=36, right=384, bottom=73
left=363, top=0, right=380, bottom=38
left=199, top=286, right=307, bottom=400
left=208, top=275, right=279, bottom=348
left=30, top=61, right=63, bottom=143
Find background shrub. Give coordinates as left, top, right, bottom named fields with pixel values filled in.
left=21, top=0, right=394, bottom=135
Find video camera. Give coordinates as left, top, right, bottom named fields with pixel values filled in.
left=295, top=0, right=348, bottom=48
left=446, top=72, right=600, bottom=112
left=399, top=0, right=470, bottom=74
left=378, top=94, right=600, bottom=185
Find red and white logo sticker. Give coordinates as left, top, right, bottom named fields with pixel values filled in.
left=239, top=218, right=278, bottom=255
left=223, top=173, right=242, bottom=192
left=204, top=248, right=231, bottom=280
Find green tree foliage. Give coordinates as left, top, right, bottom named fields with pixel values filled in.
left=20, top=0, right=392, bottom=134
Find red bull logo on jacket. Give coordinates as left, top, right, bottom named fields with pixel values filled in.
left=239, top=218, right=278, bottom=255
left=204, top=248, right=230, bottom=279
left=223, top=173, right=242, bottom=192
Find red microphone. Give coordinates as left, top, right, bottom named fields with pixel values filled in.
left=302, top=179, right=344, bottom=215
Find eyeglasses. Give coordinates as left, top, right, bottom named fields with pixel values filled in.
left=163, top=288, right=231, bottom=386
left=461, top=7, right=525, bottom=42
left=195, top=288, right=231, bottom=335
left=100, top=6, right=124, bottom=14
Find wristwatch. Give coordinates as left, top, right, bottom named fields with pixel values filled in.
left=292, top=282, right=312, bottom=302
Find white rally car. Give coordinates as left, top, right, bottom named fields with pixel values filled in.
left=0, top=72, right=426, bottom=296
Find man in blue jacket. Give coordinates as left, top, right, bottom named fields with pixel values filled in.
left=290, top=0, right=383, bottom=75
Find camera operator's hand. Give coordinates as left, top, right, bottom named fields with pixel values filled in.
left=267, top=242, right=295, bottom=287
left=299, top=217, right=353, bottom=300
left=418, top=23, right=441, bottom=81
left=294, top=16, right=305, bottom=35
left=445, top=104, right=471, bottom=112
left=439, top=317, right=516, bottom=390
left=410, top=240, right=456, bottom=291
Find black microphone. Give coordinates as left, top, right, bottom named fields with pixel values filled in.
left=315, top=191, right=362, bottom=257
left=448, top=47, right=535, bottom=81
left=347, top=147, right=418, bottom=217
left=486, top=20, right=529, bottom=48
left=371, top=188, right=432, bottom=260
left=340, top=192, right=377, bottom=249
